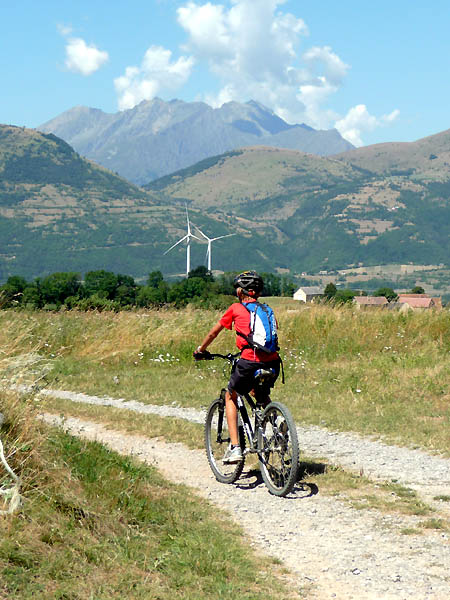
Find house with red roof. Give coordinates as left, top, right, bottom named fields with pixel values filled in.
left=398, top=296, right=439, bottom=310
left=353, top=296, right=389, bottom=309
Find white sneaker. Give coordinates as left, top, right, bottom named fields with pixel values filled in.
left=223, top=445, right=243, bottom=464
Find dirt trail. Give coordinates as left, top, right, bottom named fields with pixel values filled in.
left=37, top=388, right=450, bottom=511
left=41, top=411, right=450, bottom=600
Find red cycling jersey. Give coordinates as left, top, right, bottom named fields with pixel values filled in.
left=219, top=300, right=279, bottom=363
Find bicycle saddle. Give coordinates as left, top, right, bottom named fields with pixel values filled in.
left=254, top=368, right=276, bottom=383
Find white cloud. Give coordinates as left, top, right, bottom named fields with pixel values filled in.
left=177, top=0, right=315, bottom=120
left=174, top=0, right=399, bottom=144
left=177, top=1, right=231, bottom=58
left=382, top=109, right=401, bottom=124
left=176, top=0, right=354, bottom=127
left=114, top=46, right=194, bottom=110
left=106, top=1, right=399, bottom=143
left=65, top=38, right=109, bottom=76
left=302, top=46, right=349, bottom=86
left=296, top=77, right=341, bottom=129
left=178, top=1, right=307, bottom=84
left=335, top=105, right=400, bottom=146
left=57, top=23, right=73, bottom=36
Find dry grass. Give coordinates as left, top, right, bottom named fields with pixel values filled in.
left=1, top=304, right=449, bottom=456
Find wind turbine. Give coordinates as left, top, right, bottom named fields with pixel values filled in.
left=195, top=227, right=235, bottom=272
left=164, top=206, right=200, bottom=277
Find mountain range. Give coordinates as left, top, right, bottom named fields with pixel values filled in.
left=38, top=98, right=354, bottom=185
left=0, top=122, right=449, bottom=294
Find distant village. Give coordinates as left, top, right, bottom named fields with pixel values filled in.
left=293, top=286, right=443, bottom=310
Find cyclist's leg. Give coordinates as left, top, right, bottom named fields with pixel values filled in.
left=225, top=389, right=239, bottom=446
left=226, top=359, right=255, bottom=447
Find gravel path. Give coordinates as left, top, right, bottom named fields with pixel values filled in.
left=33, top=387, right=450, bottom=599
left=37, top=388, right=450, bottom=504
left=41, top=412, right=450, bottom=600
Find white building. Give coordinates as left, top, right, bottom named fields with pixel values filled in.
left=293, top=286, right=323, bottom=303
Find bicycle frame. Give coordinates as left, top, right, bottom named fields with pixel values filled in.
left=237, top=393, right=259, bottom=453
left=202, top=352, right=300, bottom=496
left=205, top=352, right=271, bottom=455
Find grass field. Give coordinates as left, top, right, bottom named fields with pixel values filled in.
left=1, top=302, right=449, bottom=596
left=1, top=301, right=448, bottom=455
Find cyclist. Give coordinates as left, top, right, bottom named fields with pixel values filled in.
left=194, top=271, right=280, bottom=464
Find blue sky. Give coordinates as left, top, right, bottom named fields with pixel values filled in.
left=2, top=0, right=449, bottom=146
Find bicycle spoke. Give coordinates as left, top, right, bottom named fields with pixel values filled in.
left=205, top=399, right=245, bottom=484
left=258, top=402, right=300, bottom=496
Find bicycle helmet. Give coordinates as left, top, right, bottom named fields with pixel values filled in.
left=233, top=270, right=264, bottom=294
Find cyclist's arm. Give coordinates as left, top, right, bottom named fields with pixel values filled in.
left=197, top=322, right=224, bottom=353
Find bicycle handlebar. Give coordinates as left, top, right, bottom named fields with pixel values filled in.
left=193, top=351, right=240, bottom=362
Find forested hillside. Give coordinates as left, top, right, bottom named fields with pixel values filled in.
left=148, top=143, right=450, bottom=276
left=1, top=125, right=449, bottom=294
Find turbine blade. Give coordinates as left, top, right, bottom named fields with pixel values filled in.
left=185, top=205, right=192, bottom=235
left=211, top=233, right=236, bottom=242
left=195, top=227, right=209, bottom=241
left=164, top=235, right=188, bottom=254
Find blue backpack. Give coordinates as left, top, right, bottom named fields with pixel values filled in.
left=238, top=302, right=279, bottom=354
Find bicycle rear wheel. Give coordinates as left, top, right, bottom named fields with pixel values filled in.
left=205, top=397, right=245, bottom=484
left=258, top=401, right=299, bottom=496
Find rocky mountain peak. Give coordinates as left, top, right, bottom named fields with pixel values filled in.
left=39, top=98, right=354, bottom=184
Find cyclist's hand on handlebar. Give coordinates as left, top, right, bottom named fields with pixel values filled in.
left=193, top=348, right=213, bottom=361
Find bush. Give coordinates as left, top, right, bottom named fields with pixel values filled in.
left=333, top=289, right=357, bottom=304
left=72, top=294, right=120, bottom=312
left=188, top=294, right=235, bottom=311
left=374, top=287, right=398, bottom=301
left=40, top=272, right=82, bottom=306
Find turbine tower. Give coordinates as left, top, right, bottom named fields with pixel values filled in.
left=195, top=227, right=235, bottom=272
left=164, top=206, right=200, bottom=277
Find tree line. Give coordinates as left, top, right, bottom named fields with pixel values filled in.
left=0, top=267, right=297, bottom=311
left=0, top=267, right=431, bottom=311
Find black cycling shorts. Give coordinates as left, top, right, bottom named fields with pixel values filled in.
left=228, top=357, right=280, bottom=396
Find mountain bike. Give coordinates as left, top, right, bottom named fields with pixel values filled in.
left=199, top=352, right=300, bottom=497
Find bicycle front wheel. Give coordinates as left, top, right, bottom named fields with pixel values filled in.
left=205, top=398, right=245, bottom=484
left=258, top=401, right=300, bottom=497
